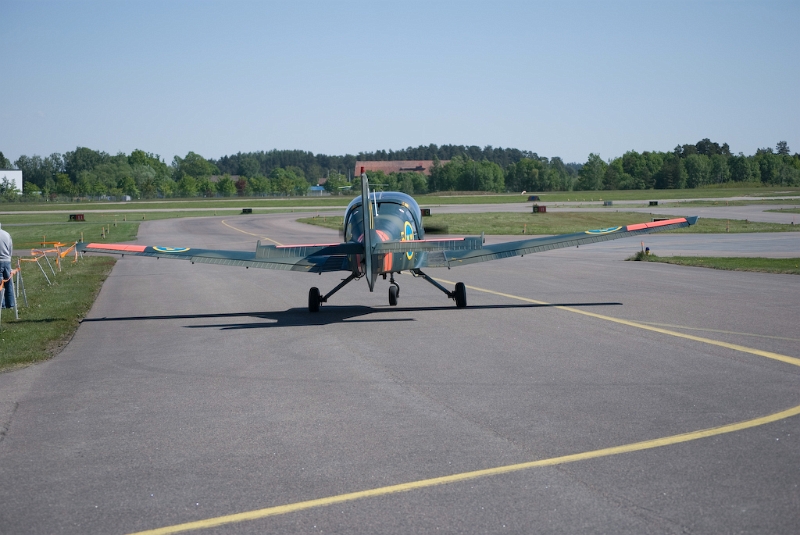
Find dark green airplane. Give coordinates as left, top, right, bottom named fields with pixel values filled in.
left=78, top=172, right=698, bottom=312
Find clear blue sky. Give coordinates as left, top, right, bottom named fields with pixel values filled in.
left=1, top=0, right=797, bottom=165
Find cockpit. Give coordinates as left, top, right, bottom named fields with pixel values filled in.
left=343, top=192, right=424, bottom=242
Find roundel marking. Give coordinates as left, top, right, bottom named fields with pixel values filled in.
left=153, top=246, right=191, bottom=253
left=585, top=227, right=622, bottom=235
left=403, top=221, right=414, bottom=260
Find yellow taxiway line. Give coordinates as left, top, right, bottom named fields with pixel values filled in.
left=437, top=279, right=800, bottom=368
left=220, top=220, right=283, bottom=246
left=130, top=281, right=800, bottom=534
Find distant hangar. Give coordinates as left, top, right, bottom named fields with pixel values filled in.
left=354, top=160, right=449, bottom=177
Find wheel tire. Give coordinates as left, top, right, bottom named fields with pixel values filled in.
left=454, top=282, right=467, bottom=308
left=308, top=287, right=321, bottom=313
left=388, top=285, right=398, bottom=306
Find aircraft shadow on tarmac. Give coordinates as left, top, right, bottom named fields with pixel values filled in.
left=81, top=302, right=622, bottom=330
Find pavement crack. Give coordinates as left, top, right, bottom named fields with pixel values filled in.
left=555, top=465, right=693, bottom=534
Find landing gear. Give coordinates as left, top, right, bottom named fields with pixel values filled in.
left=308, top=272, right=359, bottom=313
left=308, top=287, right=321, bottom=313
left=454, top=282, right=467, bottom=308
left=413, top=269, right=467, bottom=308
left=388, top=273, right=400, bottom=306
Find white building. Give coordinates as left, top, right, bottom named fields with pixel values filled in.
left=0, top=169, right=22, bottom=194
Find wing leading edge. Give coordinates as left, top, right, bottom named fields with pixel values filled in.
left=76, top=241, right=359, bottom=273
left=422, top=216, right=698, bottom=268
left=78, top=216, right=697, bottom=272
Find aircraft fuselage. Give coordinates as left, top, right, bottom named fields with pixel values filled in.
left=342, top=191, right=429, bottom=280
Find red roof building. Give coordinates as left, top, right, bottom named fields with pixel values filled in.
left=354, top=160, right=448, bottom=177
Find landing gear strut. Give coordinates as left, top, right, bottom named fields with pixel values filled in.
left=308, top=272, right=359, bottom=313
left=388, top=273, right=400, bottom=306
left=413, top=269, right=467, bottom=308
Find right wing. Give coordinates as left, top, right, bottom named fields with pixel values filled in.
left=422, top=216, right=698, bottom=268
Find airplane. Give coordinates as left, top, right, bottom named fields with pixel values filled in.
left=78, top=170, right=698, bottom=312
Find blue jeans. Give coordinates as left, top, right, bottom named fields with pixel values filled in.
left=1, top=261, right=14, bottom=309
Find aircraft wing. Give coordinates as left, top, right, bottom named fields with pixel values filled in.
left=421, top=216, right=698, bottom=268
left=77, top=240, right=360, bottom=273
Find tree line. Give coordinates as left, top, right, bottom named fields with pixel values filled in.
left=574, top=140, right=799, bottom=191
left=1, top=139, right=797, bottom=201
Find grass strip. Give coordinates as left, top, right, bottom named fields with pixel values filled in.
left=767, top=208, right=800, bottom=214
left=626, top=252, right=800, bottom=275
left=9, top=222, right=140, bottom=250
left=0, top=208, right=318, bottom=225
left=1, top=256, right=116, bottom=371
left=298, top=212, right=800, bottom=235
left=1, top=186, right=798, bottom=213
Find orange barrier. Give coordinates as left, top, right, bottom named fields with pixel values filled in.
left=58, top=243, right=79, bottom=262
left=1, top=243, right=82, bottom=325
left=0, top=268, right=19, bottom=289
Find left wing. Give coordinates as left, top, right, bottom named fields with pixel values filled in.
left=77, top=240, right=361, bottom=273
left=421, top=216, right=698, bottom=268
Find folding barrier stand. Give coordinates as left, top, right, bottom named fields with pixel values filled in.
left=16, top=259, right=28, bottom=308
left=36, top=256, right=52, bottom=285
left=43, top=252, right=56, bottom=277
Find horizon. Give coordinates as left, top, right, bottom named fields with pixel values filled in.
left=1, top=1, right=797, bottom=165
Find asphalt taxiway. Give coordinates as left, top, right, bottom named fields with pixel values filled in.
left=1, top=212, right=798, bottom=534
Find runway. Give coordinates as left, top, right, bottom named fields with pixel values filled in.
left=1, top=213, right=798, bottom=534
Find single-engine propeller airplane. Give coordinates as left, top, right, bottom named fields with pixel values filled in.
left=78, top=170, right=698, bottom=312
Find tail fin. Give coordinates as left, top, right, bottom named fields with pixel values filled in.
left=360, top=169, right=376, bottom=291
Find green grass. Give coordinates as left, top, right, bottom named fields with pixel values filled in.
left=2, top=186, right=798, bottom=212
left=299, top=212, right=800, bottom=235
left=640, top=198, right=800, bottom=208
left=0, top=208, right=317, bottom=225
left=8, top=222, right=140, bottom=251
left=626, top=253, right=800, bottom=275
left=2, top=208, right=326, bottom=248
left=767, top=208, right=800, bottom=214
left=1, top=256, right=116, bottom=371
left=516, top=187, right=800, bottom=203
left=0, top=197, right=356, bottom=212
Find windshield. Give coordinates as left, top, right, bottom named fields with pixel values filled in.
left=344, top=194, right=423, bottom=242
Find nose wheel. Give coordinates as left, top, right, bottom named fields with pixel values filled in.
left=388, top=274, right=400, bottom=306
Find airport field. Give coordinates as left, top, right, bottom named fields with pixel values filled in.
left=300, top=211, right=800, bottom=235
left=1, top=185, right=799, bottom=213
left=1, top=209, right=798, bottom=534
left=632, top=254, right=800, bottom=274
left=1, top=199, right=799, bottom=372
left=769, top=207, right=800, bottom=214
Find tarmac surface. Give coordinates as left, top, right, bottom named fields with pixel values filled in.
left=1, top=211, right=799, bottom=534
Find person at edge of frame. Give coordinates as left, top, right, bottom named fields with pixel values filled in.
left=0, top=222, right=15, bottom=309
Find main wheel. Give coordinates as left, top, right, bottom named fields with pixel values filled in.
left=308, top=287, right=321, bottom=313
left=388, top=285, right=398, bottom=306
left=454, top=282, right=467, bottom=308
